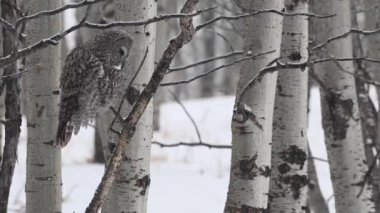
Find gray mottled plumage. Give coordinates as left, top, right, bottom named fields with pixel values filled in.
left=55, top=30, right=132, bottom=147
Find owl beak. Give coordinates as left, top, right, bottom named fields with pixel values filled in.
left=113, top=64, right=122, bottom=70
left=113, top=61, right=126, bottom=71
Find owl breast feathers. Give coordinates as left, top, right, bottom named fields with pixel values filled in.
left=55, top=30, right=133, bottom=147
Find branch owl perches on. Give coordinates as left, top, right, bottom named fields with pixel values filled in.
left=55, top=30, right=133, bottom=147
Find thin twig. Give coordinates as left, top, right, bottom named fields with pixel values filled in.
left=168, top=90, right=202, bottom=142
left=167, top=51, right=243, bottom=73
left=162, top=50, right=274, bottom=86
left=356, top=150, right=380, bottom=198
left=0, top=17, right=15, bottom=31
left=204, top=29, right=235, bottom=52
left=15, top=0, right=105, bottom=27
left=239, top=56, right=380, bottom=101
left=196, top=9, right=334, bottom=31
left=0, top=8, right=92, bottom=67
left=152, top=141, right=231, bottom=149
left=312, top=28, right=380, bottom=51
left=0, top=7, right=211, bottom=68
left=84, top=7, right=215, bottom=29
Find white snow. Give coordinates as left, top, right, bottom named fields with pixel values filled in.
left=7, top=88, right=334, bottom=213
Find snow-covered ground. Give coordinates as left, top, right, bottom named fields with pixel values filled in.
left=8, top=88, right=335, bottom=213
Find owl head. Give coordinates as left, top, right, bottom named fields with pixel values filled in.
left=92, top=30, right=133, bottom=70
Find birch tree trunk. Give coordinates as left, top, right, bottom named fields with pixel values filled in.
left=224, top=0, right=284, bottom=211
left=0, top=0, right=22, bottom=211
left=24, top=0, right=62, bottom=212
left=311, top=0, right=375, bottom=212
left=363, top=1, right=380, bottom=211
left=100, top=1, right=156, bottom=212
left=268, top=0, right=308, bottom=212
left=0, top=3, right=2, bottom=164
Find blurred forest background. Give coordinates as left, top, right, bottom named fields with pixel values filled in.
left=0, top=0, right=379, bottom=212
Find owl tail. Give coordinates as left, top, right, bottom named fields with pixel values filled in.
left=54, top=121, right=74, bottom=147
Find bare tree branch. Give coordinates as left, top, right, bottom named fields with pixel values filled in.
left=168, top=90, right=202, bottom=142
left=14, top=0, right=105, bottom=27
left=152, top=141, right=231, bottom=149
left=0, top=7, right=213, bottom=68
left=167, top=50, right=243, bottom=73
left=0, top=17, right=15, bottom=31
left=312, top=28, right=380, bottom=50
left=196, top=9, right=335, bottom=31
left=83, top=6, right=215, bottom=29
left=162, top=50, right=274, bottom=86
left=356, top=150, right=380, bottom=198
left=239, top=56, right=380, bottom=100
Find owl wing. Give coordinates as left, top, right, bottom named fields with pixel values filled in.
left=55, top=48, right=104, bottom=147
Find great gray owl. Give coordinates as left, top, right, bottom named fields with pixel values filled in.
left=55, top=30, right=133, bottom=147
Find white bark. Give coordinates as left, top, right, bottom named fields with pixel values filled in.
left=311, top=0, right=375, bottom=212
left=100, top=1, right=156, bottom=212
left=224, top=0, right=284, bottom=212
left=24, top=0, right=62, bottom=212
left=362, top=1, right=380, bottom=211
left=268, top=0, right=308, bottom=212
left=0, top=4, right=2, bottom=163
left=358, top=1, right=380, bottom=211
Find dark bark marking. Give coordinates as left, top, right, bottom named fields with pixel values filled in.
left=324, top=93, right=354, bottom=140
left=282, top=174, right=308, bottom=199
left=235, top=126, right=253, bottom=135
left=32, top=163, right=45, bottom=167
left=27, top=122, right=37, bottom=128
left=277, top=163, right=291, bottom=174
left=285, top=0, right=307, bottom=11
left=277, top=85, right=294, bottom=98
left=237, top=154, right=271, bottom=179
left=35, top=176, right=56, bottom=181
left=135, top=175, right=150, bottom=196
left=279, top=145, right=307, bottom=169
left=37, top=105, right=45, bottom=117
left=288, top=52, right=302, bottom=61
left=42, top=140, right=54, bottom=146
left=52, top=90, right=60, bottom=95
left=227, top=205, right=268, bottom=213
left=108, top=142, right=116, bottom=153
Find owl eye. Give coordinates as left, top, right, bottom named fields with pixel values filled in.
left=119, top=47, right=127, bottom=56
